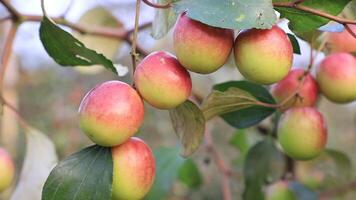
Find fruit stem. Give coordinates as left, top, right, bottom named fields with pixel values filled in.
left=130, top=0, right=142, bottom=75
left=142, top=0, right=172, bottom=9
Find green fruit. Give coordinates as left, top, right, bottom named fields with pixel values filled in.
left=265, top=181, right=297, bottom=200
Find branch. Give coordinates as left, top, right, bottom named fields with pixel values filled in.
left=0, top=95, right=30, bottom=130
left=344, top=24, right=356, bottom=38
left=0, top=0, right=20, bottom=19
left=130, top=0, right=142, bottom=73
left=0, top=16, right=11, bottom=23
left=142, top=0, right=172, bottom=9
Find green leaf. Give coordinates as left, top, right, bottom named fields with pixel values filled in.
left=42, top=145, right=113, bottom=200
left=178, top=159, right=202, bottom=188
left=169, top=100, right=205, bottom=157
left=173, top=0, right=277, bottom=30
left=39, top=17, right=117, bottom=74
left=289, top=181, right=317, bottom=200
left=274, top=0, right=351, bottom=33
left=11, top=128, right=58, bottom=200
left=205, top=81, right=276, bottom=128
left=287, top=33, right=301, bottom=54
left=151, top=0, right=178, bottom=39
left=145, top=147, right=185, bottom=200
left=324, top=149, right=352, bottom=179
left=230, top=129, right=249, bottom=165
left=243, top=138, right=285, bottom=200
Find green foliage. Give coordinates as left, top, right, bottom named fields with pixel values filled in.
left=169, top=100, right=205, bottom=157
left=173, top=0, right=277, bottom=29
left=230, top=129, right=249, bottom=165
left=243, top=138, right=285, bottom=200
left=178, top=159, right=203, bottom=188
left=145, top=147, right=185, bottom=200
left=42, top=145, right=113, bottom=200
left=39, top=17, right=117, bottom=74
left=203, top=81, right=276, bottom=128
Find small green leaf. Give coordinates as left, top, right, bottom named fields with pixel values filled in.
left=39, top=17, right=117, bottom=74
left=178, top=159, right=202, bottom=189
left=287, top=33, right=301, bottom=54
left=169, top=100, right=205, bottom=157
left=145, top=147, right=185, bottom=200
left=243, top=138, right=285, bottom=200
left=151, top=0, right=178, bottom=39
left=173, top=0, right=277, bottom=30
left=289, top=181, right=317, bottom=200
left=42, top=145, right=113, bottom=200
left=206, top=81, right=276, bottom=128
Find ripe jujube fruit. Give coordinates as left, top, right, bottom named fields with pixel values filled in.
left=265, top=181, right=296, bottom=200
left=271, top=69, right=319, bottom=110
left=234, top=25, right=293, bottom=85
left=134, top=51, right=192, bottom=109
left=278, top=107, right=327, bottom=160
left=0, top=148, right=15, bottom=192
left=327, top=24, right=356, bottom=53
left=78, top=81, right=144, bottom=147
left=173, top=13, right=234, bottom=74
left=112, top=137, right=155, bottom=200
left=316, top=53, right=356, bottom=103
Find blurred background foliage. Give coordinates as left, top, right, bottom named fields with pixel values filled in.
left=0, top=0, right=356, bottom=199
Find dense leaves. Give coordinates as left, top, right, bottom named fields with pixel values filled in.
left=39, top=17, right=117, bottom=74
left=42, top=145, right=113, bottom=200
left=169, top=100, right=205, bottom=157
left=173, top=0, right=277, bottom=29
left=202, top=81, right=276, bottom=128
left=243, top=138, right=285, bottom=200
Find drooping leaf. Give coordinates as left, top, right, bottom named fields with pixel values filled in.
left=288, top=181, right=318, bottom=200
left=10, top=128, right=58, bottom=200
left=274, top=0, right=351, bottom=33
left=287, top=33, right=301, bottom=54
left=39, top=17, right=117, bottom=74
left=178, top=159, right=202, bottom=188
left=243, top=138, right=285, bottom=200
left=173, top=0, right=277, bottom=30
left=151, top=0, right=178, bottom=39
left=73, top=7, right=123, bottom=74
left=145, top=147, right=185, bottom=200
left=42, top=145, right=113, bottom=200
left=205, top=81, right=276, bottom=128
left=324, top=149, right=352, bottom=180
left=169, top=100, right=205, bottom=157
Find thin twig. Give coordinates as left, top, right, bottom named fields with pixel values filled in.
left=60, top=0, right=75, bottom=18
left=0, top=0, right=20, bottom=20
left=130, top=0, right=142, bottom=73
left=0, top=95, right=30, bottom=130
left=344, top=23, right=356, bottom=38
left=0, top=16, right=12, bottom=23
left=142, top=0, right=172, bottom=9
left=0, top=23, right=18, bottom=94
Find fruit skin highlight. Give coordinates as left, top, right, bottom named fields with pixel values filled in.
left=234, top=25, right=293, bottom=85
left=265, top=181, right=296, bottom=200
left=316, top=53, right=356, bottom=103
left=327, top=24, right=356, bottom=53
left=278, top=107, right=327, bottom=160
left=0, top=148, right=15, bottom=192
left=271, top=69, right=319, bottom=110
left=112, top=137, right=155, bottom=200
left=79, top=81, right=144, bottom=147
left=173, top=13, right=234, bottom=74
left=134, top=51, right=192, bottom=109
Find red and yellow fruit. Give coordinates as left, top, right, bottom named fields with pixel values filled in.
left=316, top=53, right=356, bottom=103
left=134, top=51, right=192, bottom=109
left=79, top=81, right=144, bottom=147
left=265, top=181, right=296, bottom=200
left=173, top=13, right=234, bottom=74
left=112, top=137, right=155, bottom=200
left=327, top=24, right=356, bottom=53
left=271, top=69, right=318, bottom=110
left=234, top=25, right=293, bottom=85
left=278, top=107, right=327, bottom=160
left=0, top=148, right=15, bottom=192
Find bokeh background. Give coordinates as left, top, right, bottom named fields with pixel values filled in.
left=0, top=0, right=356, bottom=199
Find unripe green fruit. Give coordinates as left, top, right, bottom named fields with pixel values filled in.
left=234, top=25, right=293, bottom=85
left=134, top=51, right=192, bottom=109
left=316, top=53, right=356, bottom=103
left=0, top=148, right=15, bottom=192
left=271, top=69, right=319, bottom=110
left=173, top=13, right=234, bottom=74
left=112, top=137, right=155, bottom=200
left=265, top=181, right=296, bottom=200
left=327, top=24, right=356, bottom=53
left=79, top=81, right=144, bottom=147
left=278, top=107, right=327, bottom=160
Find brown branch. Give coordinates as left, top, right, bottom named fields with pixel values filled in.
left=0, top=95, right=30, bottom=130
left=205, top=130, right=232, bottom=200
left=0, top=16, right=12, bottom=23
left=344, top=23, right=356, bottom=38
left=130, top=0, right=142, bottom=73
left=142, top=0, right=172, bottom=9
left=0, top=23, right=17, bottom=94
left=0, top=0, right=20, bottom=20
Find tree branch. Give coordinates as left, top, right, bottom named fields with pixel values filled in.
left=142, top=0, right=172, bottom=9
left=0, top=0, right=20, bottom=20
left=344, top=24, right=356, bottom=38
left=130, top=0, right=142, bottom=73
